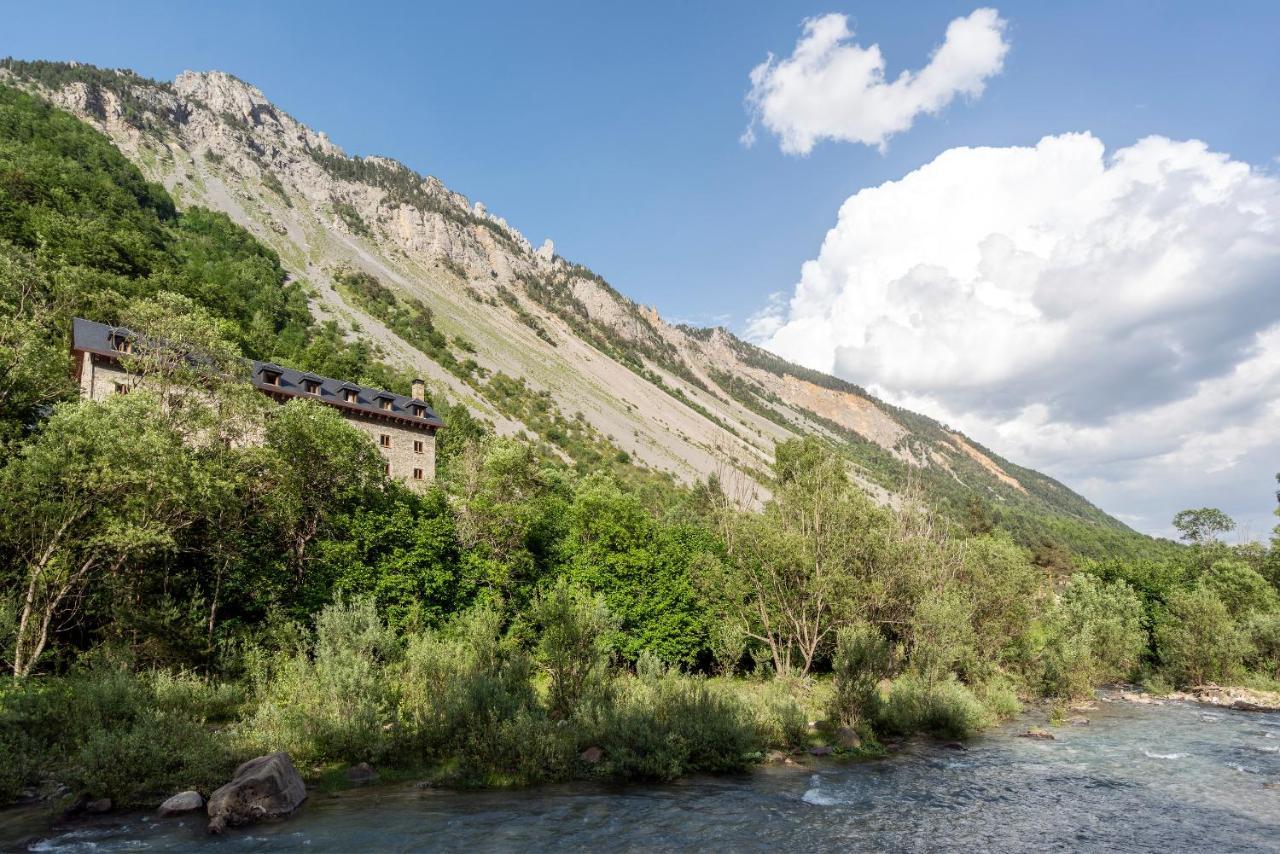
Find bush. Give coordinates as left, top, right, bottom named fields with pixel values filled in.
left=395, top=605, right=562, bottom=783
left=1040, top=574, right=1146, bottom=698
left=0, top=664, right=237, bottom=806
left=240, top=597, right=397, bottom=764
left=595, top=663, right=756, bottom=781
left=1156, top=586, right=1249, bottom=687
left=878, top=673, right=989, bottom=739
left=828, top=621, right=892, bottom=728
left=1245, top=612, right=1280, bottom=680
left=527, top=578, right=611, bottom=719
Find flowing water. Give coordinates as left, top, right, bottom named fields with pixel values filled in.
left=5, top=695, right=1280, bottom=852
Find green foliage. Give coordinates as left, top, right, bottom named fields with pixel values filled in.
left=1155, top=586, right=1249, bottom=687
left=561, top=474, right=714, bottom=665
left=1039, top=574, right=1146, bottom=698
left=0, top=664, right=239, bottom=806
left=828, top=622, right=892, bottom=727
left=527, top=579, right=612, bottom=719
left=1172, top=507, right=1236, bottom=545
left=878, top=673, right=990, bottom=739
left=241, top=597, right=397, bottom=764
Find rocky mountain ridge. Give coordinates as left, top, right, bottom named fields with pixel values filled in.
left=0, top=60, right=1140, bottom=552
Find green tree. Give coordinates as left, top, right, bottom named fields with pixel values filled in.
left=527, top=578, right=612, bottom=719
left=261, top=400, right=387, bottom=604
left=561, top=474, right=714, bottom=665
left=1172, top=507, right=1236, bottom=546
left=1041, top=574, right=1146, bottom=698
left=1156, top=586, right=1248, bottom=687
left=0, top=393, right=197, bottom=676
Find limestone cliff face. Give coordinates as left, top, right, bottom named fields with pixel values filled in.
left=0, top=63, right=1126, bottom=530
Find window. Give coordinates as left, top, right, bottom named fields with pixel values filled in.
left=113, top=382, right=130, bottom=395
left=413, top=440, right=424, bottom=454
left=262, top=370, right=280, bottom=386
left=379, top=397, right=393, bottom=411
left=413, top=468, right=423, bottom=480
left=379, top=434, right=391, bottom=448
left=411, top=404, right=425, bottom=418
left=304, top=379, right=320, bottom=394
left=384, top=462, right=391, bottom=476
left=112, top=335, right=133, bottom=354
left=344, top=388, right=359, bottom=403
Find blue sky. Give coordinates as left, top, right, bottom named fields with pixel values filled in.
left=4, top=1, right=1280, bottom=537
left=4, top=1, right=1276, bottom=325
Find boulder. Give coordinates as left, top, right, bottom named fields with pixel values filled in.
left=1068, top=716, right=1090, bottom=727
left=158, top=790, right=204, bottom=817
left=808, top=745, right=833, bottom=757
left=85, top=798, right=112, bottom=814
left=206, top=752, right=306, bottom=834
left=345, top=762, right=379, bottom=785
left=1019, top=727, right=1055, bottom=741
left=579, top=746, right=604, bottom=764
left=834, top=727, right=862, bottom=750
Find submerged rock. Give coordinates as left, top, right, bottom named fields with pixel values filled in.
left=206, top=752, right=306, bottom=834
left=85, top=798, right=112, bottom=814
left=1068, top=716, right=1090, bottom=726
left=1019, top=727, right=1055, bottom=741
left=158, top=791, right=204, bottom=817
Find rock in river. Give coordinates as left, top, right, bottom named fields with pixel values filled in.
left=206, top=752, right=306, bottom=834
left=158, top=790, right=204, bottom=817
left=1019, top=727, right=1056, bottom=741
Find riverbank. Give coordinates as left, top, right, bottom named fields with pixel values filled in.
left=6, top=694, right=1278, bottom=852
left=1116, top=684, right=1280, bottom=713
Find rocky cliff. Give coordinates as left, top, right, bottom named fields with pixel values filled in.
left=0, top=60, right=1139, bottom=551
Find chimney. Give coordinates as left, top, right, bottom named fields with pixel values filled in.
left=411, top=378, right=425, bottom=401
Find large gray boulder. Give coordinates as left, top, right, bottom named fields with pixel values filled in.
left=206, top=752, right=306, bottom=834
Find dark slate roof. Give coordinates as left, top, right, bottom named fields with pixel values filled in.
left=72, top=317, right=443, bottom=430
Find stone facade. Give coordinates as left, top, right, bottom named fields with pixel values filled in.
left=72, top=319, right=439, bottom=489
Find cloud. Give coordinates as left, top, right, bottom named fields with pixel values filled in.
left=744, top=8, right=1009, bottom=154
left=757, top=133, right=1280, bottom=536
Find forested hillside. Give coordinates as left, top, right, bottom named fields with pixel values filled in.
left=1, top=75, right=1278, bottom=816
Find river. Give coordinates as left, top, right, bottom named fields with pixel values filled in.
left=4, top=694, right=1279, bottom=852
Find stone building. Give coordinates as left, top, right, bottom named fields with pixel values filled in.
left=71, top=317, right=442, bottom=488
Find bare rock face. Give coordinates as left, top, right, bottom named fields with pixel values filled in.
left=206, top=752, right=306, bottom=834
left=158, top=790, right=204, bottom=817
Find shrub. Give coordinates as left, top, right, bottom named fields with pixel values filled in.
left=396, top=605, right=558, bottom=782
left=1156, top=586, right=1249, bottom=687
left=527, top=578, right=611, bottom=719
left=828, top=621, right=892, bottom=728
left=0, top=664, right=237, bottom=806
left=1245, top=612, right=1280, bottom=680
left=1040, top=574, right=1146, bottom=698
left=878, top=673, right=989, bottom=739
left=594, top=660, right=756, bottom=781
left=240, top=597, right=397, bottom=764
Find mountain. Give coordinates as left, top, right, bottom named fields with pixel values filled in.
left=0, top=59, right=1152, bottom=557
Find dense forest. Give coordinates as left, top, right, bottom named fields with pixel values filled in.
left=2, top=83, right=1279, bottom=810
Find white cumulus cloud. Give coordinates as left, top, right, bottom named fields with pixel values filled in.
left=755, top=133, right=1280, bottom=536
left=744, top=8, right=1009, bottom=154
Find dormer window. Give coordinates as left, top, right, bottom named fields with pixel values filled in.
left=343, top=388, right=359, bottom=403
left=304, top=379, right=321, bottom=394
left=262, top=369, right=281, bottom=386
left=112, top=334, right=133, bottom=354
left=411, top=404, right=425, bottom=418
left=378, top=396, right=393, bottom=411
